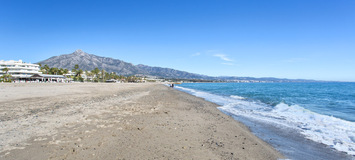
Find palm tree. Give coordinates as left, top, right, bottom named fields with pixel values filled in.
left=86, top=71, right=93, bottom=82
left=1, top=67, right=10, bottom=82
left=62, top=69, right=69, bottom=82
left=91, top=68, right=100, bottom=82
left=43, top=65, right=50, bottom=74
left=84, top=70, right=88, bottom=82
left=49, top=67, right=58, bottom=75
left=76, top=69, right=83, bottom=77
left=72, top=64, right=79, bottom=77
left=2, top=67, right=9, bottom=74
left=71, top=68, right=76, bottom=74
left=77, top=69, right=84, bottom=82
left=63, top=69, right=69, bottom=75
left=109, top=72, right=116, bottom=80
left=101, top=69, right=106, bottom=82
left=105, top=72, right=110, bottom=80
left=58, top=68, right=64, bottom=75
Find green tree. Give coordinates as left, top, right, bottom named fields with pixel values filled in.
left=58, top=68, right=64, bottom=75
left=105, top=72, right=110, bottom=80
left=63, top=69, right=69, bottom=75
left=109, top=72, right=117, bottom=80
left=49, top=67, right=59, bottom=75
left=84, top=70, right=88, bottom=82
left=72, top=64, right=79, bottom=75
left=43, top=65, right=50, bottom=74
left=1, top=67, right=11, bottom=82
left=127, top=75, right=138, bottom=83
left=85, top=71, right=93, bottom=82
left=2, top=67, right=9, bottom=74
left=76, top=69, right=83, bottom=77
left=100, top=69, right=106, bottom=82
left=70, top=64, right=83, bottom=81
left=91, top=68, right=100, bottom=82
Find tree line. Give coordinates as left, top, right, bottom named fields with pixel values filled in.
left=38, top=63, right=144, bottom=83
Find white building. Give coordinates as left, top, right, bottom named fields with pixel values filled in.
left=0, top=60, right=42, bottom=80
left=30, top=74, right=66, bottom=83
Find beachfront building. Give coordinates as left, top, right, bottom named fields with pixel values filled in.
left=0, top=60, right=41, bottom=81
left=0, top=60, right=66, bottom=82
left=30, top=74, right=66, bottom=83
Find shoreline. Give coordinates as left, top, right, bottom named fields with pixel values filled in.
left=0, top=83, right=283, bottom=159
left=175, top=83, right=355, bottom=159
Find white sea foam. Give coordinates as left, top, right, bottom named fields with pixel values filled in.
left=175, top=86, right=355, bottom=155
left=270, top=103, right=355, bottom=155
left=230, top=95, right=246, bottom=100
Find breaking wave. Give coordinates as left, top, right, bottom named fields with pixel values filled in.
left=175, top=86, right=355, bottom=155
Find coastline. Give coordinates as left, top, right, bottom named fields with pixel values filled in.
left=0, top=83, right=283, bottom=159
left=175, top=83, right=355, bottom=160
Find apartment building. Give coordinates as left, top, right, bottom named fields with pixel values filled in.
left=0, top=60, right=42, bottom=80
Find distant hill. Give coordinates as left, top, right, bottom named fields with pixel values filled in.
left=38, top=49, right=319, bottom=82
left=38, top=49, right=209, bottom=79
left=136, top=64, right=210, bottom=79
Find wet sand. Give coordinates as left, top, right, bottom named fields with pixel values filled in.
left=0, top=83, right=284, bottom=159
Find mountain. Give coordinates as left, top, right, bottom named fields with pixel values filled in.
left=38, top=49, right=319, bottom=82
left=38, top=49, right=209, bottom=79
left=136, top=64, right=209, bottom=79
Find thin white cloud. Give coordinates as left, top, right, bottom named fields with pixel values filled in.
left=222, top=62, right=234, bottom=66
left=191, top=52, right=201, bottom=56
left=213, top=54, right=233, bottom=62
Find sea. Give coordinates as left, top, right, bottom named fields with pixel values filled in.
left=175, top=82, right=355, bottom=160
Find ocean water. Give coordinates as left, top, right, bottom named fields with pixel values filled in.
left=175, top=82, right=355, bottom=160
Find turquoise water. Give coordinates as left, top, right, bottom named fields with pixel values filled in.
left=175, top=82, right=355, bottom=158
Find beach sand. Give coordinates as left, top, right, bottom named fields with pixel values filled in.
left=0, top=83, right=283, bottom=159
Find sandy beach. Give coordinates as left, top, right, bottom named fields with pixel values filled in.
left=0, top=83, right=283, bottom=160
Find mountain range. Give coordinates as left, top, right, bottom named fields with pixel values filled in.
left=38, top=49, right=209, bottom=79
left=38, top=49, right=318, bottom=82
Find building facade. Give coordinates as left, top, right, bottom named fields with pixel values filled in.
left=1, top=60, right=68, bottom=82
left=0, top=60, right=42, bottom=80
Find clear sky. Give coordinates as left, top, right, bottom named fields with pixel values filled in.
left=1, top=0, right=354, bottom=81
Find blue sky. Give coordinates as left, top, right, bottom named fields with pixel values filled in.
left=1, top=0, right=354, bottom=81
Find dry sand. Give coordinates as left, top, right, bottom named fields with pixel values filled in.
left=0, top=83, right=284, bottom=160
